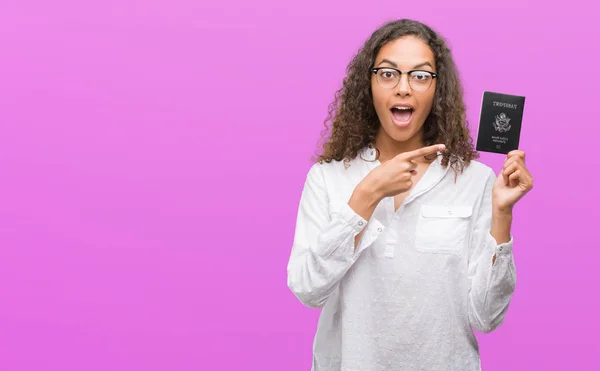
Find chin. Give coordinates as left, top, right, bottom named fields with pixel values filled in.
left=384, top=120, right=423, bottom=143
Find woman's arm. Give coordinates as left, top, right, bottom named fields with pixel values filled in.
left=467, top=169, right=517, bottom=333
left=286, top=164, right=385, bottom=308
left=490, top=209, right=513, bottom=264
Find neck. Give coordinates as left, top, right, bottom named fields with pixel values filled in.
left=374, top=129, right=428, bottom=163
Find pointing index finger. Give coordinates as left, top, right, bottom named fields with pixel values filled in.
left=404, top=144, right=446, bottom=160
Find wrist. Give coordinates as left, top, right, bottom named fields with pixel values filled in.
left=348, top=181, right=381, bottom=221
left=493, top=205, right=514, bottom=219
left=355, top=180, right=382, bottom=207
left=491, top=207, right=512, bottom=245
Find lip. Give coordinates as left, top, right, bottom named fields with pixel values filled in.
left=389, top=103, right=415, bottom=110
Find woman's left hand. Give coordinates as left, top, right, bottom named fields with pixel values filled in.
left=492, top=150, right=534, bottom=213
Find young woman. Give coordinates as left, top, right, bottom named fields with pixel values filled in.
left=286, top=19, right=533, bottom=371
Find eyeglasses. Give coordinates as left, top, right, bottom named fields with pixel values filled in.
left=371, top=67, right=438, bottom=92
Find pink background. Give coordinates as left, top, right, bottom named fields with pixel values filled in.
left=1, top=0, right=599, bottom=370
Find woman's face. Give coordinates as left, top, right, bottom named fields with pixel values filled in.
left=371, top=36, right=437, bottom=145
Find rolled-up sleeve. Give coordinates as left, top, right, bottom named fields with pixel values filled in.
left=286, top=164, right=385, bottom=308
left=467, top=169, right=517, bottom=333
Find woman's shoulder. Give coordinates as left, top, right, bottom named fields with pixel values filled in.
left=305, top=158, right=355, bottom=183
left=303, top=149, right=370, bottom=190
left=309, top=148, right=370, bottom=173
left=462, top=159, right=495, bottom=176
left=456, top=158, right=498, bottom=187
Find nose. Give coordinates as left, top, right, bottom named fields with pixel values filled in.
left=395, top=73, right=411, bottom=96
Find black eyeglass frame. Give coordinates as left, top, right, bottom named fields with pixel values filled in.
left=371, top=67, right=438, bottom=90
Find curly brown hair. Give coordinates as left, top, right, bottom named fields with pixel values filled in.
left=314, top=19, right=479, bottom=173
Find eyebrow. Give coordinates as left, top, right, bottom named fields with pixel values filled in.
left=377, top=59, right=434, bottom=69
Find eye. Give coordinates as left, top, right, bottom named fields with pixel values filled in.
left=379, top=69, right=398, bottom=80
left=410, top=71, right=431, bottom=81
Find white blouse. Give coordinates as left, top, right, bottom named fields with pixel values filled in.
left=286, top=147, right=517, bottom=371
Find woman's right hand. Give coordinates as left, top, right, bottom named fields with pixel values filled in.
left=363, top=144, right=446, bottom=200
left=348, top=144, right=445, bottom=224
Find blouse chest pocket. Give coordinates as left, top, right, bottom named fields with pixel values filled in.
left=414, top=204, right=473, bottom=255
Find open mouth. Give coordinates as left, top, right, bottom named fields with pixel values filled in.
left=391, top=106, right=414, bottom=124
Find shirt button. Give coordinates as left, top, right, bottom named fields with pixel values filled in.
left=499, top=246, right=503, bottom=251
left=377, top=227, right=383, bottom=233
left=358, top=221, right=364, bottom=226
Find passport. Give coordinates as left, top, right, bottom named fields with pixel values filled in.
left=475, top=91, right=525, bottom=154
